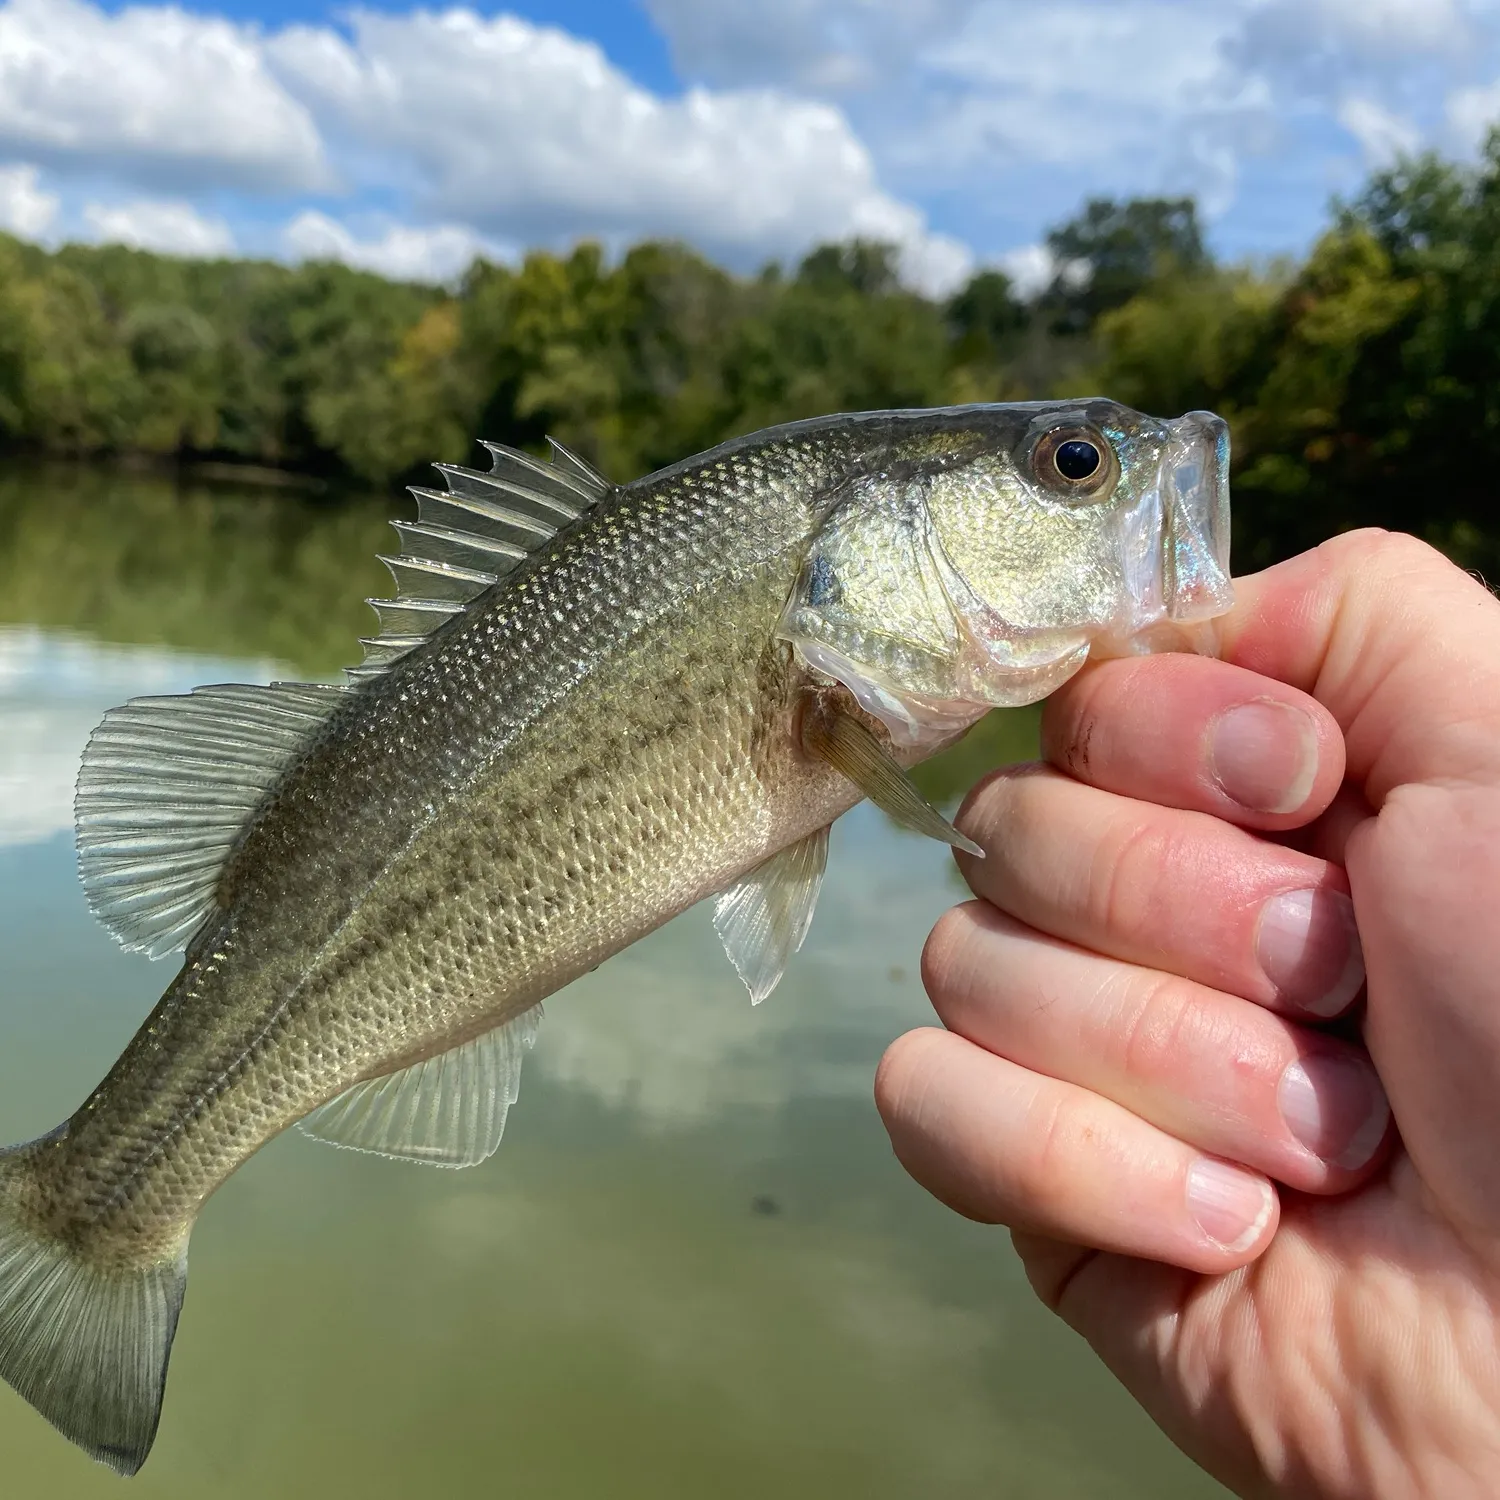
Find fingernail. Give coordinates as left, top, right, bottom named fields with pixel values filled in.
left=1278, top=1054, right=1390, bottom=1170
left=1186, top=1158, right=1275, bottom=1253
left=1255, top=889, right=1366, bottom=1017
left=1208, top=700, right=1319, bottom=814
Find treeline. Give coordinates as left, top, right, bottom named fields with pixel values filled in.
left=5, top=137, right=1500, bottom=573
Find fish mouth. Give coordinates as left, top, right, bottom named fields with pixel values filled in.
left=1162, top=411, right=1233, bottom=622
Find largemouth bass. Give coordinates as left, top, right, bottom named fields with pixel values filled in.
left=0, top=401, right=1231, bottom=1474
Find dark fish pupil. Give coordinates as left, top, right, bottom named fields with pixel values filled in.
left=1055, top=440, right=1101, bottom=481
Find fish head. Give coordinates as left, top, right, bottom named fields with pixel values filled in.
left=779, top=400, right=1233, bottom=745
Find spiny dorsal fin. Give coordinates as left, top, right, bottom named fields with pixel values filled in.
left=546, top=436, right=611, bottom=494
left=712, top=827, right=830, bottom=1004
left=75, top=682, right=347, bottom=959
left=353, top=438, right=614, bottom=682
left=299, top=1003, right=543, bottom=1167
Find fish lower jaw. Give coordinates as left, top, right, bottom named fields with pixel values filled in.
left=1089, top=617, right=1222, bottom=662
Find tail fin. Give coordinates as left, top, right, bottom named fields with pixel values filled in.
left=0, top=1143, right=187, bottom=1476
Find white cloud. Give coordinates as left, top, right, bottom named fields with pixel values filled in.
left=994, top=244, right=1049, bottom=299
left=917, top=3, right=1250, bottom=171
left=82, top=199, right=235, bottom=257
left=282, top=210, right=502, bottom=284
left=642, top=0, right=1500, bottom=262
left=4, top=0, right=1493, bottom=301
left=1338, top=96, right=1423, bottom=163
left=1449, top=78, right=1500, bottom=150
left=891, top=231, right=973, bottom=300
left=1238, top=0, right=1471, bottom=70
left=645, top=0, right=1266, bottom=249
left=644, top=0, right=973, bottom=93
left=0, top=162, right=55, bottom=238
left=0, top=0, right=970, bottom=291
left=0, top=0, right=327, bottom=193
left=991, top=243, right=1094, bottom=300
left=268, top=8, right=968, bottom=292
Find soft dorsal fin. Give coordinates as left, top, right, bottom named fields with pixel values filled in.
left=299, top=1003, right=542, bottom=1167
left=75, top=682, right=347, bottom=959
left=351, top=439, right=614, bottom=683
left=712, top=827, right=830, bottom=1004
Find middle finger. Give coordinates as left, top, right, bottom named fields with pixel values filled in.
left=953, top=764, right=1366, bottom=1020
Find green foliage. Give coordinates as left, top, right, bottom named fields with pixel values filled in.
left=4, top=153, right=1500, bottom=577
left=1043, top=196, right=1209, bottom=334
left=1082, top=143, right=1500, bottom=573
left=946, top=270, right=1027, bottom=364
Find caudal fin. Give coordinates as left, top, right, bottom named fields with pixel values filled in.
left=0, top=1142, right=187, bottom=1476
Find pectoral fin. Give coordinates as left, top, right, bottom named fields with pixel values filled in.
left=801, top=703, right=983, bottom=858
left=713, top=827, right=830, bottom=1004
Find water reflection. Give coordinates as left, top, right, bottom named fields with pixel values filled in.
left=0, top=468, right=1223, bottom=1498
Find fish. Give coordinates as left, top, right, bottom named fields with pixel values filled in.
left=0, top=399, right=1231, bottom=1475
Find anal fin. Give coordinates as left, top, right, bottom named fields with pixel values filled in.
left=713, top=827, right=830, bottom=1004
left=299, top=1004, right=542, bottom=1168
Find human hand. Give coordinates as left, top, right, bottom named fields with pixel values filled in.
left=876, top=530, right=1500, bottom=1498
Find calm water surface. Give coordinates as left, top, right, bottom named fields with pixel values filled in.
left=0, top=466, right=1225, bottom=1498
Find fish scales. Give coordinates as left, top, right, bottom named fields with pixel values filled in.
left=21, top=429, right=860, bottom=1255
left=0, top=400, right=1235, bottom=1474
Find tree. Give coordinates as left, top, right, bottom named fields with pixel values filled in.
left=946, top=269, right=1026, bottom=362
left=1043, top=196, right=1208, bottom=333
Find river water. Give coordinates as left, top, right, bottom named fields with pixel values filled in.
left=0, top=465, right=1224, bottom=1497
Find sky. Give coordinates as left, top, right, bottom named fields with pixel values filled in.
left=2, top=0, right=1499, bottom=296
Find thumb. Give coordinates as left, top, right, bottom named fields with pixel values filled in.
left=1224, top=529, right=1500, bottom=1239
left=1218, top=528, right=1500, bottom=803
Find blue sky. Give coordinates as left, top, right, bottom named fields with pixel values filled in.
left=3, top=0, right=1498, bottom=295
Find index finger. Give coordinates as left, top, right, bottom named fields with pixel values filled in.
left=1040, top=655, right=1346, bottom=831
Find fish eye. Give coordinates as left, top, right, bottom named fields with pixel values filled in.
left=1031, top=425, right=1118, bottom=501
left=1055, top=440, right=1100, bottom=480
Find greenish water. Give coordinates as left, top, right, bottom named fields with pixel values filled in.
left=0, top=466, right=1225, bottom=1498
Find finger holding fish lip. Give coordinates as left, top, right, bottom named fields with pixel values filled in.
left=951, top=764, right=1366, bottom=1020
left=1042, top=654, right=1347, bottom=830
left=919, top=901, right=1391, bottom=1193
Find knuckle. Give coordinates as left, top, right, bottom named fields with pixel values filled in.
left=873, top=1027, right=949, bottom=1126
left=1012, top=1088, right=1090, bottom=1221
left=953, top=763, right=1046, bottom=847
left=953, top=765, right=1015, bottom=829
left=1109, top=970, right=1197, bottom=1088
left=920, top=900, right=988, bottom=1005
left=1320, top=527, right=1457, bottom=585
left=1088, top=814, right=1182, bottom=943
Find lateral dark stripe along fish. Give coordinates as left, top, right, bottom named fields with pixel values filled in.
left=0, top=402, right=1232, bottom=1473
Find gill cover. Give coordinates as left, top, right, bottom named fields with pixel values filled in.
left=776, top=468, right=1089, bottom=747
